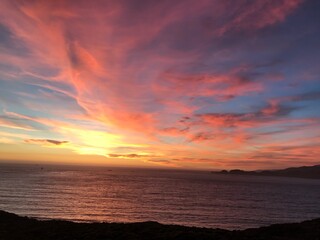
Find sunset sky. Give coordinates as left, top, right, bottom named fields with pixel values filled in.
left=0, top=0, right=319, bottom=170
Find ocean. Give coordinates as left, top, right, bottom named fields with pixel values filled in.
left=0, top=163, right=319, bottom=230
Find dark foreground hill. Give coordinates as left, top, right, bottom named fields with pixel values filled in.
left=0, top=210, right=320, bottom=240
left=216, top=164, right=320, bottom=179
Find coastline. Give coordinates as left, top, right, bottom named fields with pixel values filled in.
left=1, top=210, right=319, bottom=240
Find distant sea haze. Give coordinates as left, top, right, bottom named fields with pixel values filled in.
left=0, top=164, right=319, bottom=230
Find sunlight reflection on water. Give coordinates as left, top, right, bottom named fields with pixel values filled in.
left=0, top=164, right=319, bottom=229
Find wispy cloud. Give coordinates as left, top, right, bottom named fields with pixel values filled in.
left=0, top=112, right=47, bottom=131
left=0, top=0, right=319, bottom=169
left=108, top=153, right=157, bottom=159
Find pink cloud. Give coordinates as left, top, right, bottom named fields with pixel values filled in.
left=1, top=0, right=313, bottom=170
left=216, top=0, right=303, bottom=35
left=0, top=0, right=302, bottom=135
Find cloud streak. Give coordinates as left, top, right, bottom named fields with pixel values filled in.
left=24, top=139, right=68, bottom=146
left=0, top=0, right=319, bottom=169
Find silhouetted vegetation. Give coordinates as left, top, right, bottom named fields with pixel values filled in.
left=1, top=210, right=320, bottom=240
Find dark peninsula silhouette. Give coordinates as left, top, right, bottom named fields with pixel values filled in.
left=0, top=210, right=320, bottom=240
left=215, top=165, right=320, bottom=179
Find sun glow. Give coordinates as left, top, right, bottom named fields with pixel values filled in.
left=0, top=0, right=319, bottom=169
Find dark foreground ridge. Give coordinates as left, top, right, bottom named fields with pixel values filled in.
left=215, top=164, right=320, bottom=179
left=1, top=211, right=320, bottom=240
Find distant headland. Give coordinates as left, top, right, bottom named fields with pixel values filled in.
left=213, top=165, right=320, bottom=179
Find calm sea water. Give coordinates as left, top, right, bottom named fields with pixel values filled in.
left=0, top=163, right=319, bottom=230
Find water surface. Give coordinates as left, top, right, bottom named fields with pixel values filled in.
left=0, top=163, right=319, bottom=229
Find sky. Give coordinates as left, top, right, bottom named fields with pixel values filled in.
left=0, top=0, right=319, bottom=170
